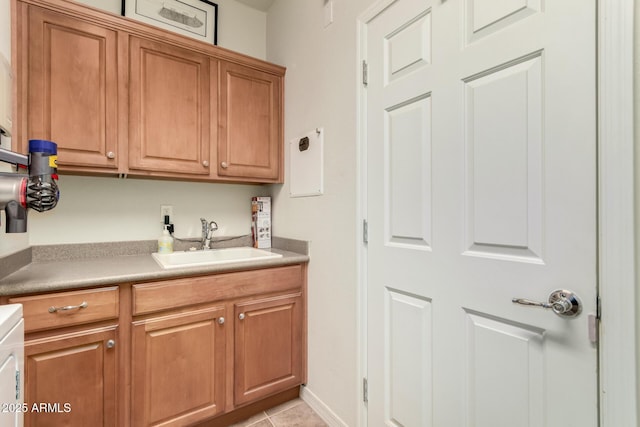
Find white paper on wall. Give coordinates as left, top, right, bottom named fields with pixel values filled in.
left=289, top=127, right=324, bottom=197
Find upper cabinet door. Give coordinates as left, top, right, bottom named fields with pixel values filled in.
left=129, top=37, right=211, bottom=176
left=26, top=6, right=119, bottom=170
left=218, top=62, right=283, bottom=182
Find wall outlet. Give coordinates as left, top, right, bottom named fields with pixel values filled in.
left=160, top=205, right=173, bottom=224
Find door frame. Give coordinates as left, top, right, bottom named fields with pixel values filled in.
left=597, top=1, right=637, bottom=426
left=355, top=1, right=638, bottom=426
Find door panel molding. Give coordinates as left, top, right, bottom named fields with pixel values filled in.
left=384, top=288, right=433, bottom=427
left=463, top=52, right=543, bottom=263
left=464, top=309, right=544, bottom=427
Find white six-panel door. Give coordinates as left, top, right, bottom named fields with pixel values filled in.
left=364, top=0, right=597, bottom=425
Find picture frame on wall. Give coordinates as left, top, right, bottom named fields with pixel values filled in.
left=123, top=0, right=218, bottom=45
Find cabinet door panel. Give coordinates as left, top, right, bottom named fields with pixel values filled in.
left=219, top=62, right=282, bottom=181
left=132, top=306, right=225, bottom=426
left=234, top=292, right=302, bottom=405
left=129, top=37, right=210, bottom=175
left=27, top=6, right=118, bottom=170
left=24, top=327, right=117, bottom=427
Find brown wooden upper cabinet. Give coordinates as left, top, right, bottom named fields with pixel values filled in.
left=128, top=37, right=211, bottom=176
left=15, top=0, right=285, bottom=183
left=218, top=62, right=283, bottom=182
left=23, top=6, right=120, bottom=172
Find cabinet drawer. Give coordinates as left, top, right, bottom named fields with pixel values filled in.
left=133, top=265, right=303, bottom=316
left=10, top=287, right=119, bottom=333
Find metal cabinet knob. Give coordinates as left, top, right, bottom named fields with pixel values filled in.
left=106, top=151, right=115, bottom=159
left=512, top=289, right=582, bottom=318
left=220, top=161, right=228, bottom=169
left=217, top=317, right=225, bottom=325
left=238, top=313, right=245, bottom=320
left=202, top=160, right=210, bottom=167
left=106, top=339, right=115, bottom=349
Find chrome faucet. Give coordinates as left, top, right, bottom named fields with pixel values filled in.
left=200, top=218, right=218, bottom=250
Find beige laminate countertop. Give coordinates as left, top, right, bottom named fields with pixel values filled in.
left=0, top=247, right=309, bottom=297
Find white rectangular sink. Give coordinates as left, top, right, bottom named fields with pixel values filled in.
left=152, top=247, right=283, bottom=269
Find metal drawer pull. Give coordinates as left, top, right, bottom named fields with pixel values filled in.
left=48, top=301, right=88, bottom=313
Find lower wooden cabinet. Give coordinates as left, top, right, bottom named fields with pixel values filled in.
left=4, top=264, right=306, bottom=427
left=234, top=292, right=303, bottom=406
left=24, top=326, right=117, bottom=427
left=129, top=266, right=305, bottom=426
left=131, top=306, right=226, bottom=426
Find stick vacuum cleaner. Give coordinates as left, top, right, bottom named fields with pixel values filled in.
left=0, top=139, right=59, bottom=233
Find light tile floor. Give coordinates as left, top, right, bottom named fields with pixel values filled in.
left=230, top=398, right=327, bottom=427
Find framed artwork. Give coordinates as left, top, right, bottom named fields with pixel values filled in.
left=123, top=0, right=218, bottom=44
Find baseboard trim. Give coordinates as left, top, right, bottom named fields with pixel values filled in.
left=300, top=385, right=349, bottom=427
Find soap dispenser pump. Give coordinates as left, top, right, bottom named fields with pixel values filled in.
left=158, top=226, right=173, bottom=254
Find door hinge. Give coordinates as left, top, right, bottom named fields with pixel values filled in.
left=363, top=377, right=368, bottom=403
left=362, top=60, right=368, bottom=87
left=363, top=219, right=368, bottom=244
left=15, top=370, right=20, bottom=399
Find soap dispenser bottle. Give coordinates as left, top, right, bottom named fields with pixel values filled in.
left=158, top=226, right=174, bottom=254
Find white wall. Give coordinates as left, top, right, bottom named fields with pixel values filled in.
left=76, top=0, right=267, bottom=59
left=0, top=0, right=11, bottom=59
left=215, top=0, right=266, bottom=59
left=267, top=0, right=373, bottom=425
left=0, top=0, right=30, bottom=256
left=73, top=0, right=121, bottom=15
left=28, top=176, right=264, bottom=244
left=635, top=0, right=640, bottom=416
left=0, top=224, right=29, bottom=257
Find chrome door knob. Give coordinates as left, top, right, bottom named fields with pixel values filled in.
left=512, top=289, right=582, bottom=318
left=217, top=317, right=225, bottom=325
left=220, top=161, right=229, bottom=169
left=106, top=151, right=115, bottom=159
left=238, top=313, right=245, bottom=320
left=202, top=160, right=210, bottom=167
left=106, top=339, right=115, bottom=349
